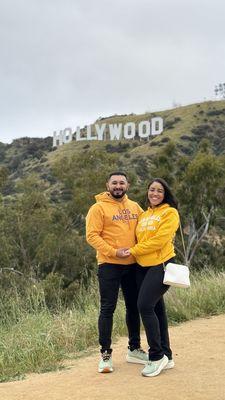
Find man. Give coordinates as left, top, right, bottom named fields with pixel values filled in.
left=86, top=172, right=148, bottom=373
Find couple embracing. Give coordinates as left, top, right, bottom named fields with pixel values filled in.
left=86, top=172, right=179, bottom=377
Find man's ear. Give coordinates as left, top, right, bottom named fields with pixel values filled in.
left=106, top=183, right=109, bottom=191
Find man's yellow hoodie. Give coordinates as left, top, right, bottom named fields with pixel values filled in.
left=86, top=192, right=143, bottom=265
left=130, top=203, right=179, bottom=266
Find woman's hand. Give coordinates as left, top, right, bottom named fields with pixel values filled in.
left=123, top=249, right=131, bottom=256
left=116, top=248, right=130, bottom=258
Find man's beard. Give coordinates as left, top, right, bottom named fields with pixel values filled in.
left=109, top=188, right=127, bottom=199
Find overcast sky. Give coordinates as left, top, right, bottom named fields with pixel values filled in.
left=0, top=0, right=225, bottom=144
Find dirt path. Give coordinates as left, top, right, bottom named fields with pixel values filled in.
left=1, top=315, right=225, bottom=400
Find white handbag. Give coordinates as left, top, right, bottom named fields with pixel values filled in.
left=163, top=262, right=190, bottom=288
left=163, top=222, right=190, bottom=288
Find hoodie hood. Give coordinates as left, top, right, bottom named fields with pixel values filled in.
left=95, top=191, right=128, bottom=204
left=147, top=203, right=171, bottom=212
left=95, top=192, right=131, bottom=229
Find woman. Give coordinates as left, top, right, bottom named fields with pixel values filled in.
left=123, top=178, right=179, bottom=377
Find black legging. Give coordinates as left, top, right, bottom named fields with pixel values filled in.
left=136, top=259, right=173, bottom=361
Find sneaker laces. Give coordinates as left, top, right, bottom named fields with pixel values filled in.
left=102, top=352, right=111, bottom=361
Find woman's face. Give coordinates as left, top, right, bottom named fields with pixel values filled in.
left=148, top=181, right=165, bottom=208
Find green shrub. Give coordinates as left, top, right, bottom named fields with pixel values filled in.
left=1, top=270, right=225, bottom=381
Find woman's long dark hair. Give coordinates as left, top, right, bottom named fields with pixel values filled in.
left=147, top=178, right=178, bottom=209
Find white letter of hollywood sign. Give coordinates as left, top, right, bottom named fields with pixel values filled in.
left=53, top=117, right=163, bottom=146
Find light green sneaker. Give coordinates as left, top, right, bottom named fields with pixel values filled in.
left=164, top=359, right=175, bottom=370
left=142, top=355, right=168, bottom=377
left=126, top=348, right=148, bottom=364
left=98, top=351, right=113, bottom=373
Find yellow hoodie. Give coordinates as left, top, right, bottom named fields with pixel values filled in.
left=130, top=203, right=179, bottom=267
left=86, top=192, right=143, bottom=265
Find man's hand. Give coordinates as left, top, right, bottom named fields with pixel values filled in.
left=116, top=248, right=130, bottom=258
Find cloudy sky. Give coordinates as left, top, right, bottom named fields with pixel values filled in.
left=0, top=0, right=225, bottom=143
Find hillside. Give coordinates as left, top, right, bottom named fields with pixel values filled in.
left=0, top=99, right=225, bottom=312
left=1, top=100, right=225, bottom=200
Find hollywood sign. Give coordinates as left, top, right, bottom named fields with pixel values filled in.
left=53, top=117, right=163, bottom=147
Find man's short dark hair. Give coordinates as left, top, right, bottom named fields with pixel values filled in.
left=107, top=171, right=128, bottom=181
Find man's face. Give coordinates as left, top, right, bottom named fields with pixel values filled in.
left=106, top=175, right=129, bottom=199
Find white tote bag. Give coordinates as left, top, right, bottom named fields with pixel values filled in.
left=163, top=262, right=190, bottom=288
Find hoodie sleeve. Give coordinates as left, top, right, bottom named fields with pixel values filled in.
left=130, top=209, right=179, bottom=256
left=86, top=204, right=117, bottom=257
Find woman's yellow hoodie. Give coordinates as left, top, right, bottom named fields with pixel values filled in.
left=86, top=192, right=143, bottom=265
left=130, top=203, right=179, bottom=267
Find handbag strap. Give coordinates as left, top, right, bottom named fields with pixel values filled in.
left=179, top=219, right=186, bottom=257
left=163, top=218, right=186, bottom=268
left=160, top=211, right=186, bottom=267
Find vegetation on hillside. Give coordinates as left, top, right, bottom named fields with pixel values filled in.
left=0, top=100, right=225, bottom=305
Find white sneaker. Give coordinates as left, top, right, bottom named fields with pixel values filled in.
left=98, top=351, right=113, bottom=373
left=142, top=355, right=168, bottom=377
left=164, top=359, right=175, bottom=369
left=126, top=348, right=148, bottom=364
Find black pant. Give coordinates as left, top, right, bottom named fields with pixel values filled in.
left=136, top=260, right=173, bottom=361
left=98, top=263, right=141, bottom=352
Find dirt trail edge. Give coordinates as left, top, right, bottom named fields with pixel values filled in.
left=1, top=315, right=225, bottom=400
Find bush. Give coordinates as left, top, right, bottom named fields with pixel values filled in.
left=191, top=124, right=212, bottom=138
left=105, top=142, right=131, bottom=153
left=206, top=109, right=225, bottom=116
left=180, top=135, right=195, bottom=141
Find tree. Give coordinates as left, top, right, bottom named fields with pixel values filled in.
left=176, top=150, right=225, bottom=267
left=52, top=148, right=119, bottom=217
left=151, top=141, right=177, bottom=186
left=0, top=166, right=9, bottom=192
